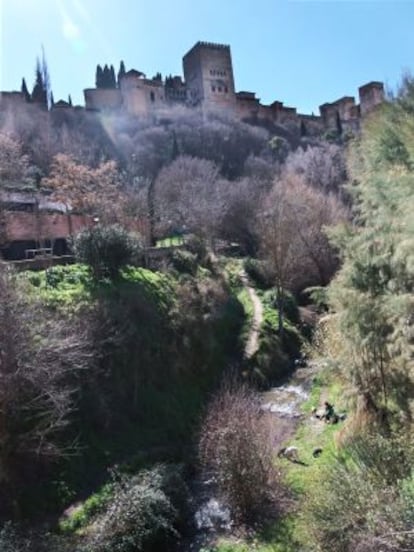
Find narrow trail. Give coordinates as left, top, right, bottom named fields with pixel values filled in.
left=240, top=270, right=263, bottom=359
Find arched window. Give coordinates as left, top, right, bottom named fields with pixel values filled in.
left=150, top=91, right=155, bottom=102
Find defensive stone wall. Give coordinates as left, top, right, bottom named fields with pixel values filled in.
left=2, top=41, right=385, bottom=135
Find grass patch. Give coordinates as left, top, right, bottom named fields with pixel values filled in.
left=156, top=235, right=185, bottom=247
left=59, top=483, right=113, bottom=533
left=209, top=516, right=299, bottom=552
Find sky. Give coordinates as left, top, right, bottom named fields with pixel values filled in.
left=1, top=0, right=414, bottom=114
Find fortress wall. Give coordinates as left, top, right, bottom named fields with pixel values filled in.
left=84, top=88, right=122, bottom=111
left=359, top=82, right=384, bottom=115
left=120, top=76, right=167, bottom=116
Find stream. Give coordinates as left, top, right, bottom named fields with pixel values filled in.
left=180, top=364, right=318, bottom=551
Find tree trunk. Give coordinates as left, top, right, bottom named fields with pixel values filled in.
left=276, top=284, right=284, bottom=338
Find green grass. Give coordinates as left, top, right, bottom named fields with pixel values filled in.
left=237, top=286, right=254, bottom=346
left=59, top=483, right=114, bottom=533
left=206, top=516, right=299, bottom=552
left=156, top=235, right=185, bottom=247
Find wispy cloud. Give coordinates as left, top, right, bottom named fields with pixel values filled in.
left=72, top=0, right=91, bottom=23
left=58, top=0, right=86, bottom=52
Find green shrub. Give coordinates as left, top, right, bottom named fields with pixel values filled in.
left=73, top=225, right=143, bottom=281
left=59, top=483, right=114, bottom=533
left=184, top=234, right=207, bottom=261
left=171, top=249, right=198, bottom=275
left=263, top=289, right=299, bottom=325
left=243, top=258, right=272, bottom=289
left=85, top=465, right=187, bottom=552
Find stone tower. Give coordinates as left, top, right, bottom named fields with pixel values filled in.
left=182, top=41, right=236, bottom=112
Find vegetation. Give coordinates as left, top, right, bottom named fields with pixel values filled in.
left=2, top=55, right=413, bottom=551
left=199, top=381, right=286, bottom=525
left=73, top=224, right=143, bottom=281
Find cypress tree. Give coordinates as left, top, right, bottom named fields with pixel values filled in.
left=96, top=65, right=103, bottom=88
left=68, top=94, right=73, bottom=106
left=41, top=47, right=52, bottom=108
left=31, top=58, right=47, bottom=107
left=103, top=64, right=110, bottom=88
left=110, top=65, right=116, bottom=88
left=21, top=78, right=31, bottom=102
left=117, top=60, right=126, bottom=85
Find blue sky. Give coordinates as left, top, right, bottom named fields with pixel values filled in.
left=1, top=0, right=414, bottom=114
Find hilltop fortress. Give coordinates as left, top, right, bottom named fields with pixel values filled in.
left=83, top=41, right=384, bottom=135
left=1, top=41, right=384, bottom=136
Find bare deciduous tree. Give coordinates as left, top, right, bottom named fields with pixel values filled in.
left=0, top=132, right=35, bottom=190
left=199, top=379, right=286, bottom=524
left=153, top=155, right=227, bottom=243
left=0, top=266, right=91, bottom=514
left=284, top=143, right=347, bottom=194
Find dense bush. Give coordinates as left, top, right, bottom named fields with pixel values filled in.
left=171, top=249, right=198, bottom=275
left=73, top=224, right=143, bottom=281
left=263, top=289, right=300, bottom=325
left=243, top=257, right=273, bottom=289
left=199, top=380, right=286, bottom=524
left=85, top=465, right=188, bottom=552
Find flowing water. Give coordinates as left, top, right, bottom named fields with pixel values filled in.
left=181, top=364, right=317, bottom=551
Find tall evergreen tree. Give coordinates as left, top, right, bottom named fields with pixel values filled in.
left=109, top=65, right=116, bottom=88
left=117, top=60, right=126, bottom=85
left=328, top=78, right=414, bottom=417
left=68, top=94, right=73, bottom=107
left=96, top=65, right=103, bottom=88
left=21, top=78, right=30, bottom=102
left=41, top=46, right=52, bottom=108
left=31, top=58, right=47, bottom=108
left=103, top=64, right=110, bottom=88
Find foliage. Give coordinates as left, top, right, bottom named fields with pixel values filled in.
left=199, top=380, right=286, bottom=524
left=0, top=265, right=92, bottom=516
left=42, top=154, right=123, bottom=221
left=171, top=249, right=198, bottom=275
left=243, top=257, right=273, bottom=289
left=73, top=224, right=143, bottom=281
left=59, top=483, right=113, bottom=533
left=302, top=432, right=414, bottom=552
left=327, top=78, right=414, bottom=416
left=84, top=464, right=188, bottom=552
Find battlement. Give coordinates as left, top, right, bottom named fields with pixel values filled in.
left=3, top=40, right=385, bottom=136
left=184, top=41, right=231, bottom=58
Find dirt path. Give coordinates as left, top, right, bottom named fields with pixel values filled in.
left=240, top=270, right=263, bottom=359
